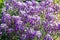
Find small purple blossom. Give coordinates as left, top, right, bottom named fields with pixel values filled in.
left=44, top=34, right=53, bottom=40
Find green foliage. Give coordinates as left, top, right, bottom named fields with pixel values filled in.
left=0, top=0, right=4, bottom=18
left=0, top=0, right=4, bottom=3
left=54, top=0, right=60, bottom=5
left=34, top=37, right=37, bottom=40
left=36, top=0, right=42, bottom=2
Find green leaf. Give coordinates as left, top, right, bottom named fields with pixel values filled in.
left=34, top=37, right=37, bottom=40
left=39, top=26, right=46, bottom=40
left=53, top=0, right=60, bottom=5
left=36, top=0, right=41, bottom=2
left=0, top=0, right=4, bottom=3
left=0, top=3, right=4, bottom=8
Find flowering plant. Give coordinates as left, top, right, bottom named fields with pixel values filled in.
left=0, top=0, right=60, bottom=40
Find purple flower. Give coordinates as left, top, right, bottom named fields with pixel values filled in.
left=2, top=13, right=12, bottom=26
left=5, top=2, right=10, bottom=11
left=26, top=28, right=36, bottom=39
left=44, top=34, right=53, bottom=40
left=45, top=14, right=55, bottom=21
left=20, top=34, right=26, bottom=40
left=57, top=23, right=60, bottom=30
left=0, top=32, right=2, bottom=35
left=54, top=23, right=60, bottom=30
left=12, top=15, right=21, bottom=23
left=11, top=0, right=17, bottom=8
left=0, top=23, right=8, bottom=29
left=27, top=15, right=40, bottom=25
left=7, top=28, right=14, bottom=33
left=26, top=1, right=33, bottom=6
left=36, top=31, right=42, bottom=39
left=45, top=0, right=53, bottom=3
left=15, top=20, right=25, bottom=31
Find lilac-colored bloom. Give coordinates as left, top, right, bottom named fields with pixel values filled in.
left=0, top=32, right=2, bottom=35
left=36, top=31, right=42, bottom=39
left=0, top=23, right=8, bottom=29
left=2, top=13, right=11, bottom=26
left=26, top=28, right=36, bottom=39
left=12, top=15, right=21, bottom=23
left=7, top=28, right=14, bottom=33
left=44, top=34, right=53, bottom=40
left=45, top=14, right=55, bottom=21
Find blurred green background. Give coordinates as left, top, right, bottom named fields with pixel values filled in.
left=0, top=0, right=4, bottom=18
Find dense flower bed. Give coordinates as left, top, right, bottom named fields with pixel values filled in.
left=0, top=0, right=60, bottom=40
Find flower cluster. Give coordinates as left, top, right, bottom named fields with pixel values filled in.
left=0, top=0, right=60, bottom=40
